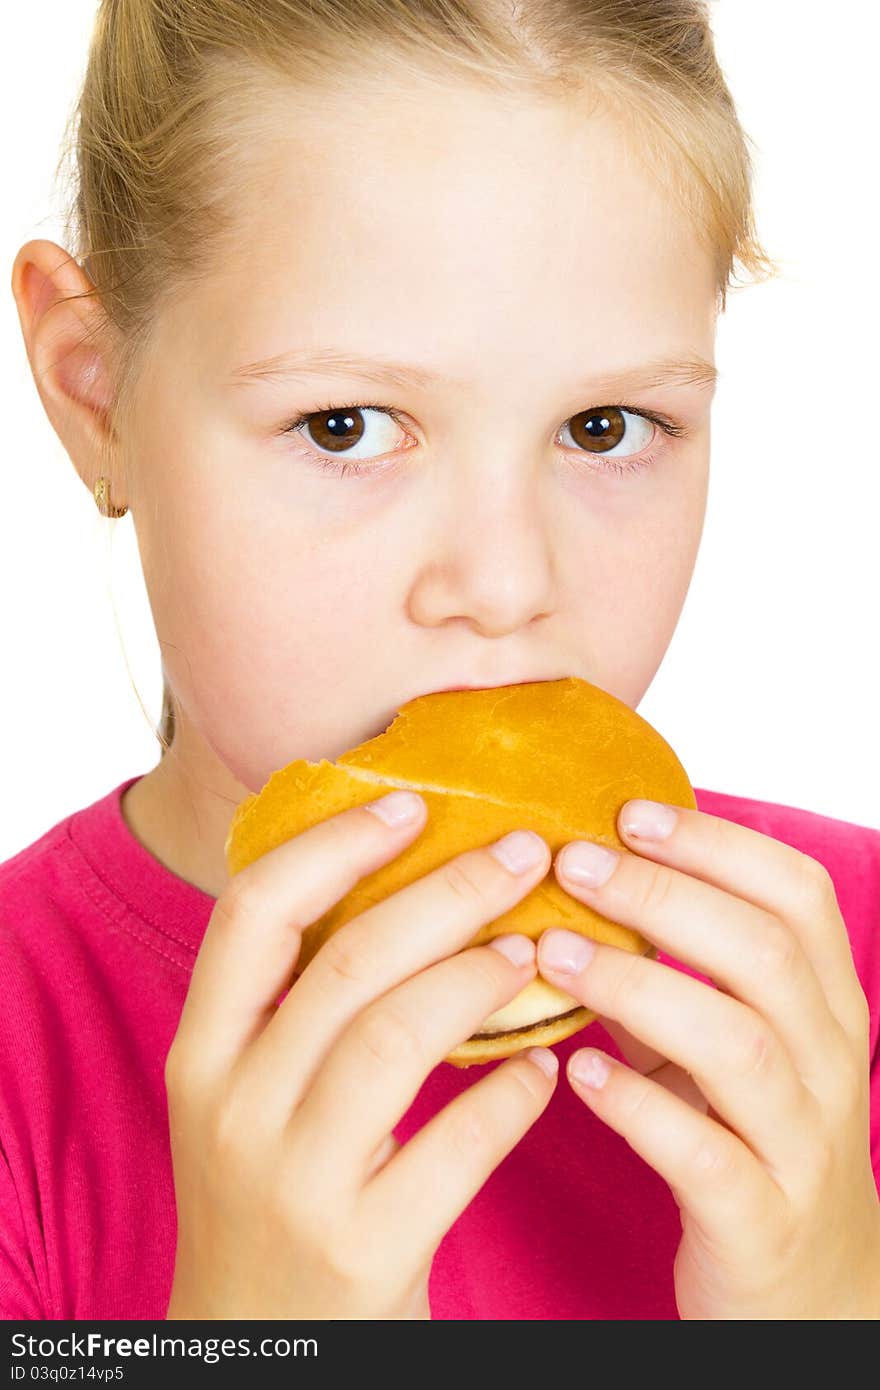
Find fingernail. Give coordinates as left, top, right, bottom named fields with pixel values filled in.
left=540, top=927, right=596, bottom=974
left=620, top=799, right=677, bottom=841
left=364, top=791, right=424, bottom=826
left=488, top=933, right=536, bottom=966
left=524, top=1046, right=559, bottom=1079
left=558, top=841, right=618, bottom=887
left=569, top=1050, right=610, bottom=1089
left=490, top=830, right=547, bottom=874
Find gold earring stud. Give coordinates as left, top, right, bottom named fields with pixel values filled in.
left=94, top=476, right=128, bottom=518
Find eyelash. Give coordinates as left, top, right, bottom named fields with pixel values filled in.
left=279, top=399, right=686, bottom=478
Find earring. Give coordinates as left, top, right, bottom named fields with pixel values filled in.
left=93, top=476, right=128, bottom=518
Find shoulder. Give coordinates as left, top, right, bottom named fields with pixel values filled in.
left=0, top=815, right=74, bottom=956
left=0, top=819, right=91, bottom=1321
left=0, top=787, right=89, bottom=907
left=0, top=825, right=84, bottom=1077
left=0, top=803, right=104, bottom=1020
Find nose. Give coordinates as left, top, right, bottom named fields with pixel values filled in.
left=406, top=460, right=559, bottom=637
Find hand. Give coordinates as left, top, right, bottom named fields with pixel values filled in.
left=535, top=799, right=880, bottom=1320
left=164, top=794, right=558, bottom=1320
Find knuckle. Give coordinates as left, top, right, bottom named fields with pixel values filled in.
left=357, top=998, right=427, bottom=1071
left=446, top=1056, right=553, bottom=1166
left=603, top=950, right=649, bottom=1018
left=505, top=1055, right=550, bottom=1108
left=751, top=919, right=799, bottom=979
left=467, top=949, right=511, bottom=998
left=619, top=1076, right=654, bottom=1127
left=319, top=928, right=379, bottom=987
left=702, top=812, right=731, bottom=858
left=727, top=1018, right=776, bottom=1079
left=690, top=1133, right=739, bottom=1180
left=798, top=854, right=838, bottom=914
left=323, top=811, right=361, bottom=852
left=443, top=854, right=491, bottom=908
left=632, top=863, right=675, bottom=919
left=448, top=1100, right=493, bottom=1161
left=214, top=874, right=263, bottom=933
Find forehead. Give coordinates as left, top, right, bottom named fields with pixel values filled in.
left=186, top=77, right=717, bottom=382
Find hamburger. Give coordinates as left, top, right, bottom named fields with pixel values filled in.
left=224, top=676, right=695, bottom=1067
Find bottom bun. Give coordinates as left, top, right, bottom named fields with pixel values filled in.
left=445, top=1005, right=595, bottom=1067
left=444, top=941, right=659, bottom=1067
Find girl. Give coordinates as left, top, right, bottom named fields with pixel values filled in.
left=4, top=0, right=879, bottom=1320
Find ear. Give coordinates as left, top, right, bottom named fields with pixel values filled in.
left=10, top=238, right=126, bottom=508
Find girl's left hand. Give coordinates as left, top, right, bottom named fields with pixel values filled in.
left=536, top=800, right=880, bottom=1320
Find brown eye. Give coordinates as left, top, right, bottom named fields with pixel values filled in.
left=293, top=405, right=407, bottom=461
left=563, top=406, right=653, bottom=455
left=303, top=407, right=367, bottom=453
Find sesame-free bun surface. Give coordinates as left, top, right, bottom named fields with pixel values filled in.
left=225, top=677, right=694, bottom=1067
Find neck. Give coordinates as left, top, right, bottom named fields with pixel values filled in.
left=120, top=733, right=250, bottom=900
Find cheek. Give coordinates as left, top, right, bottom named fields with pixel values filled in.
left=567, top=455, right=704, bottom=589
left=142, top=494, right=396, bottom=782
left=563, top=467, right=706, bottom=698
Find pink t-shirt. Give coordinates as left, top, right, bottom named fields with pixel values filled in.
left=1, top=774, right=878, bottom=1320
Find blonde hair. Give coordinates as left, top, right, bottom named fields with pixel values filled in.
left=56, top=0, right=779, bottom=758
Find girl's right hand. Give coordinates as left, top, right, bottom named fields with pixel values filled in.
left=163, top=791, right=558, bottom=1320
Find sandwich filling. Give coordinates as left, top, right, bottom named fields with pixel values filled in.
left=470, top=977, right=581, bottom=1037
left=472, top=1006, right=584, bottom=1041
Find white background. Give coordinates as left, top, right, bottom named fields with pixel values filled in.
left=2, top=0, right=877, bottom=865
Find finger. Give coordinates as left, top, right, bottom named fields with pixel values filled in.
left=563, top=1045, right=784, bottom=1256
left=538, top=931, right=816, bottom=1182
left=588, top=1010, right=690, bottom=1105
left=238, top=828, right=551, bottom=1123
left=616, top=799, right=868, bottom=1042
left=360, top=1047, right=558, bottom=1256
left=289, top=937, right=542, bottom=1184
left=363, top=1131, right=401, bottom=1181
left=599, top=1018, right=708, bottom=1112
left=172, top=791, right=430, bottom=1091
left=595, top=1015, right=667, bottom=1075
left=551, top=837, right=851, bottom=1105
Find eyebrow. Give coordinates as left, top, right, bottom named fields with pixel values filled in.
left=227, top=347, right=718, bottom=394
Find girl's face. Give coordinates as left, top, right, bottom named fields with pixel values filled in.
left=124, top=77, right=717, bottom=891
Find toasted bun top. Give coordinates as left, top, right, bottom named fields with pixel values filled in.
left=224, top=678, right=695, bottom=995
